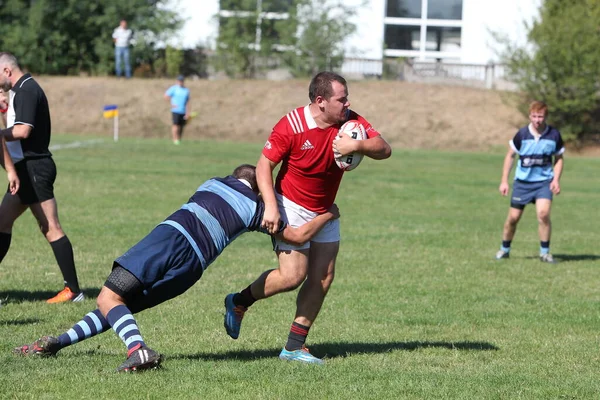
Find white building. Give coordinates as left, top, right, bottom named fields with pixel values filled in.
left=172, top=0, right=542, bottom=64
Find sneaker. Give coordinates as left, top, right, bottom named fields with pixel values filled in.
left=46, top=287, right=84, bottom=304
left=279, top=346, right=324, bottom=365
left=540, top=253, right=557, bottom=264
left=13, top=336, right=60, bottom=357
left=224, top=293, right=246, bottom=339
left=495, top=250, right=510, bottom=260
left=117, top=346, right=162, bottom=372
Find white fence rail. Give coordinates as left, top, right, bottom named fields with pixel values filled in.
left=340, top=58, right=517, bottom=91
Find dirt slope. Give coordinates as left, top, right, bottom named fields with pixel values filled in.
left=39, top=76, right=525, bottom=151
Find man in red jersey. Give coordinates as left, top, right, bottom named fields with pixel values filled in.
left=224, top=71, right=392, bottom=364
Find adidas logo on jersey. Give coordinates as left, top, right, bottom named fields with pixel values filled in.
left=300, top=140, right=314, bottom=150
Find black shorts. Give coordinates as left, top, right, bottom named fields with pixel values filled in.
left=12, top=157, right=56, bottom=205
left=172, top=112, right=186, bottom=127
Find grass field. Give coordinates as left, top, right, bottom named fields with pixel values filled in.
left=0, top=136, right=599, bottom=399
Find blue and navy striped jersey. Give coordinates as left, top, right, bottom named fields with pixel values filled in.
left=159, top=176, right=273, bottom=271
left=510, top=124, right=565, bottom=182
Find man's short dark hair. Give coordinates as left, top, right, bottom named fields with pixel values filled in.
left=308, top=71, right=347, bottom=103
left=232, top=164, right=257, bottom=192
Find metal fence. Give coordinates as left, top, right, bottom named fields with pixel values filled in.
left=340, top=58, right=517, bottom=91
left=202, top=53, right=517, bottom=91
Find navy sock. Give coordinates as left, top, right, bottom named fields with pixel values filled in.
left=58, top=309, right=110, bottom=349
left=0, top=232, right=11, bottom=262
left=540, top=241, right=550, bottom=255
left=234, top=285, right=256, bottom=308
left=106, top=304, right=145, bottom=355
left=285, top=322, right=310, bottom=351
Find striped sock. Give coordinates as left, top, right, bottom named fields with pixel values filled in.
left=106, top=304, right=145, bottom=355
left=58, top=309, right=110, bottom=349
left=285, top=322, right=310, bottom=351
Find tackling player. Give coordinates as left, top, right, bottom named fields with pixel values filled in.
left=14, top=164, right=340, bottom=372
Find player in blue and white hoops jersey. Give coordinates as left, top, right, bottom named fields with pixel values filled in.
left=14, top=164, right=339, bottom=372
left=495, top=101, right=565, bottom=263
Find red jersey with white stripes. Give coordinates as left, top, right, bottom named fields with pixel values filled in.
left=262, top=105, right=380, bottom=213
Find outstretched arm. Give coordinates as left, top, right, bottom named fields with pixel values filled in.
left=277, top=204, right=340, bottom=246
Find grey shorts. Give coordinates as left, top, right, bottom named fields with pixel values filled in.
left=510, top=179, right=553, bottom=209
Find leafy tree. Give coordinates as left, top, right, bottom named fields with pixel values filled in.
left=498, top=0, right=600, bottom=142
left=0, top=0, right=182, bottom=76
left=214, top=0, right=359, bottom=78
left=282, top=0, right=359, bottom=77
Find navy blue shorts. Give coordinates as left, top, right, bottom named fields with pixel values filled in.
left=510, top=179, right=553, bottom=209
left=114, top=224, right=203, bottom=311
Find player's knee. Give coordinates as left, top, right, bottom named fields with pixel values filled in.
left=537, top=212, right=550, bottom=224
left=278, top=269, right=305, bottom=291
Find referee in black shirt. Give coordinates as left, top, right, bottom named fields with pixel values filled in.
left=0, top=52, right=83, bottom=303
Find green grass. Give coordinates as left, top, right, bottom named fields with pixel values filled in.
left=1, top=136, right=599, bottom=399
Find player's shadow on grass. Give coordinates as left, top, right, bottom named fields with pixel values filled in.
left=552, top=254, right=600, bottom=262
left=172, top=340, right=498, bottom=362
left=524, top=254, right=600, bottom=262
left=0, top=287, right=101, bottom=303
left=0, top=318, right=41, bottom=325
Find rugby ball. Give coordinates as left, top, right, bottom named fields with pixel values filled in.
left=334, top=120, right=367, bottom=171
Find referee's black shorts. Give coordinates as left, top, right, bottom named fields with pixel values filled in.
left=171, top=112, right=186, bottom=127
left=12, top=157, right=56, bottom=205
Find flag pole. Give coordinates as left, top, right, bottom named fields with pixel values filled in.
left=114, top=114, right=119, bottom=142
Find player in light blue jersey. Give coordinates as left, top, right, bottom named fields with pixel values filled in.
left=13, top=164, right=339, bottom=372
left=495, top=101, right=565, bottom=263
left=164, top=75, right=191, bottom=145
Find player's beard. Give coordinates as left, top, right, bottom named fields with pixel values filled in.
left=0, top=78, right=11, bottom=92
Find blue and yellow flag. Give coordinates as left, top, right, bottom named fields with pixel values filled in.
left=103, top=104, right=119, bottom=119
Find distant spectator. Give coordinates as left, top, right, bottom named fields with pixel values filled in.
left=164, top=75, right=191, bottom=145
left=112, top=19, right=133, bottom=79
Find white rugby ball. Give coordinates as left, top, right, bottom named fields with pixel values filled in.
left=334, top=120, right=367, bottom=171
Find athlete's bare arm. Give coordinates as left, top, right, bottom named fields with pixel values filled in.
left=278, top=204, right=340, bottom=246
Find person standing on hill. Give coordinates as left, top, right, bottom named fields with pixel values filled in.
left=164, top=75, right=191, bottom=145
left=0, top=52, right=84, bottom=303
left=495, top=100, right=565, bottom=263
left=224, top=71, right=392, bottom=364
left=112, top=19, right=133, bottom=79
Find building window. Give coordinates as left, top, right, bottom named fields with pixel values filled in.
left=384, top=25, right=421, bottom=50
left=427, top=0, right=462, bottom=20
left=386, top=0, right=422, bottom=18
left=425, top=27, right=461, bottom=52
left=262, top=0, right=293, bottom=13
left=384, top=0, right=463, bottom=59
left=220, top=0, right=256, bottom=12
left=218, top=0, right=292, bottom=51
